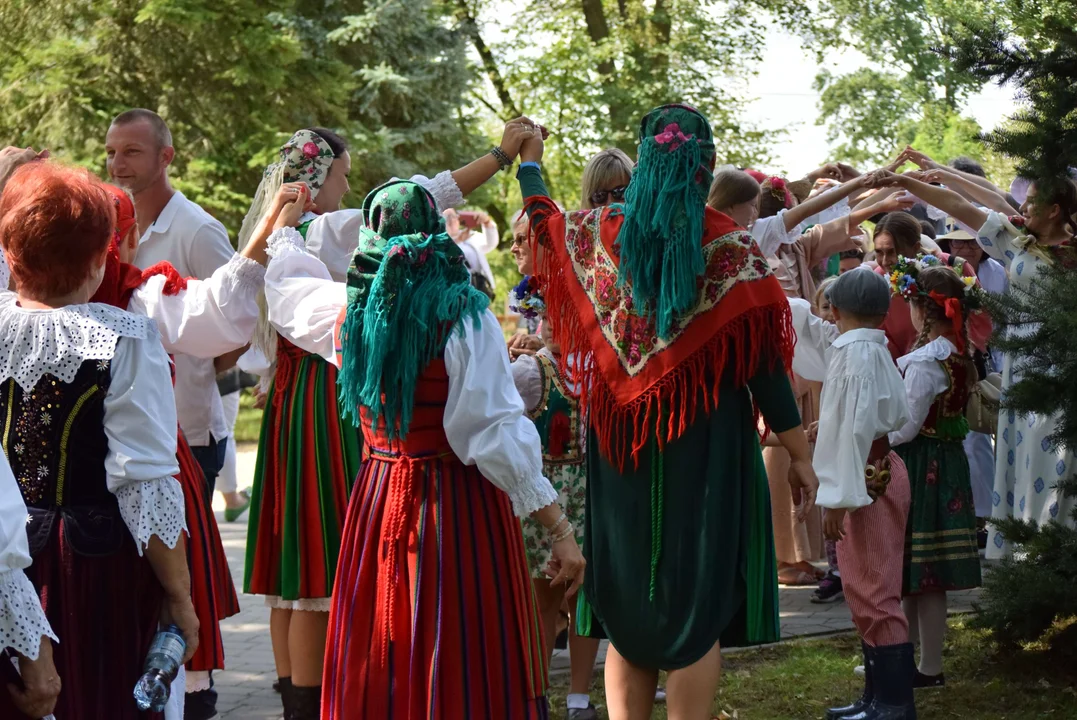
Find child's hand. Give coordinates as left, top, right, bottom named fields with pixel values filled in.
left=823, top=507, right=848, bottom=541
left=806, top=421, right=819, bottom=443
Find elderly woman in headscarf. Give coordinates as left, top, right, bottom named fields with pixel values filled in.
left=517, top=104, right=819, bottom=719
left=260, top=175, right=585, bottom=718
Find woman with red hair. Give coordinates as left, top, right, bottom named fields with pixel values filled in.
left=0, top=162, right=197, bottom=719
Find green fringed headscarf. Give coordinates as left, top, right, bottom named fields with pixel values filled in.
left=338, top=181, right=489, bottom=439
left=616, top=104, right=716, bottom=338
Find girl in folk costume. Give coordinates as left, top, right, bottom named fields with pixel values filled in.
left=888, top=261, right=983, bottom=688
left=509, top=226, right=598, bottom=719
left=91, top=182, right=276, bottom=704
left=0, top=163, right=198, bottom=719
left=243, top=122, right=537, bottom=717
left=518, top=105, right=819, bottom=719
left=261, top=178, right=584, bottom=718
left=882, top=172, right=1077, bottom=557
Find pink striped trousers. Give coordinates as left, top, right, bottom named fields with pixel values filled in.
left=837, top=451, right=911, bottom=647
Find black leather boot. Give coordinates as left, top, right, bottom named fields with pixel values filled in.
left=827, top=642, right=874, bottom=719
left=278, top=677, right=294, bottom=719
left=864, top=643, right=917, bottom=719
left=289, top=684, right=322, bottom=720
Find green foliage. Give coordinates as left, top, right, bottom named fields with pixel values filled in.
left=804, top=0, right=1000, bottom=165
left=465, top=0, right=792, bottom=209
left=0, top=0, right=482, bottom=238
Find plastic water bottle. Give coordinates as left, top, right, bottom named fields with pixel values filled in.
left=132, top=624, right=186, bottom=711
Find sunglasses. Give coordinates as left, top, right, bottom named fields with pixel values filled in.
left=590, top=185, right=627, bottom=206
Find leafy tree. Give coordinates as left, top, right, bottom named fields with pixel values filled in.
left=803, top=0, right=1001, bottom=165
left=456, top=0, right=805, bottom=209
left=0, top=0, right=481, bottom=237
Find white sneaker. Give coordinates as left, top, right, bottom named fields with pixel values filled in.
left=854, top=665, right=865, bottom=677
left=655, top=687, right=667, bottom=703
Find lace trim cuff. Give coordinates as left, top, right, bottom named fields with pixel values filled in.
left=425, top=170, right=464, bottom=212
left=114, top=476, right=188, bottom=555
left=0, top=569, right=57, bottom=659
left=507, top=472, right=559, bottom=519
left=263, top=595, right=332, bottom=612
left=226, top=253, right=266, bottom=294
left=266, top=227, right=307, bottom=260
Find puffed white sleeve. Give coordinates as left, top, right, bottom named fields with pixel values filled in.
left=104, top=331, right=186, bottom=555
left=443, top=310, right=558, bottom=518
left=415, top=170, right=464, bottom=212
left=510, top=354, right=544, bottom=414
left=0, top=450, right=57, bottom=659
left=789, top=298, right=838, bottom=383
left=127, top=254, right=265, bottom=358
left=264, top=227, right=347, bottom=365
left=976, top=211, right=1022, bottom=268
left=301, top=209, right=365, bottom=282
left=751, top=210, right=803, bottom=258
left=814, top=375, right=878, bottom=510
left=889, top=358, right=949, bottom=447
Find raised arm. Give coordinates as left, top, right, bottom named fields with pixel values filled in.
left=881, top=173, right=989, bottom=232
left=452, top=118, right=542, bottom=196
left=783, top=175, right=868, bottom=232
left=920, top=167, right=1014, bottom=215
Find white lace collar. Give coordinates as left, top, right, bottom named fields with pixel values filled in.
left=897, top=336, right=957, bottom=372
left=0, top=294, right=152, bottom=390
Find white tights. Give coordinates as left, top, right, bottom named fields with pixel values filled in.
left=902, top=591, right=947, bottom=676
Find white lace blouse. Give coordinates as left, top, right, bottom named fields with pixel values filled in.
left=0, top=295, right=186, bottom=555
left=889, top=337, right=958, bottom=447
left=0, top=448, right=57, bottom=659
left=263, top=228, right=557, bottom=517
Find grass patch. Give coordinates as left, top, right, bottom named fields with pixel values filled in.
left=234, top=389, right=263, bottom=445
left=548, top=619, right=1077, bottom=719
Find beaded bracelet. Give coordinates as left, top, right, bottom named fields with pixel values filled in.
left=551, top=523, right=577, bottom=538
left=544, top=512, right=566, bottom=533
left=490, top=145, right=513, bottom=171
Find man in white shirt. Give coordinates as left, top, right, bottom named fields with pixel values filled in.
left=443, top=208, right=498, bottom=296
left=105, top=108, right=234, bottom=720
left=789, top=269, right=918, bottom=719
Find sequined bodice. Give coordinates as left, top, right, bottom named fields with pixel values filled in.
left=0, top=359, right=112, bottom=508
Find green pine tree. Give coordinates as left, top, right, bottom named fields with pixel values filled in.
left=945, top=0, right=1077, bottom=649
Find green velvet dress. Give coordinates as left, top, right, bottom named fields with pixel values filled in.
left=576, top=358, right=798, bottom=669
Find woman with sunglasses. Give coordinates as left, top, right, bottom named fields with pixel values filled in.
left=581, top=148, right=633, bottom=209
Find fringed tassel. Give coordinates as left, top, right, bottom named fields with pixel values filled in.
left=140, top=261, right=189, bottom=296
left=616, top=138, right=707, bottom=339
left=530, top=194, right=796, bottom=470
left=648, top=439, right=664, bottom=602
left=378, top=457, right=420, bottom=665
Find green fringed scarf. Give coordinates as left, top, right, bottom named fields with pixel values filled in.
left=337, top=180, right=489, bottom=439
left=617, top=104, right=716, bottom=339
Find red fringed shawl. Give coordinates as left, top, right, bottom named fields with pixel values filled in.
left=91, top=243, right=189, bottom=309
left=529, top=198, right=795, bottom=469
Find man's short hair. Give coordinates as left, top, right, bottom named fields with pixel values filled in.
left=948, top=156, right=986, bottom=178
left=110, top=109, right=173, bottom=149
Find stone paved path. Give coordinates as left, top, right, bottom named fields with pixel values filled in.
left=210, top=446, right=981, bottom=719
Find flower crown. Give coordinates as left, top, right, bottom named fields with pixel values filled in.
left=889, top=254, right=984, bottom=310
left=509, top=275, right=545, bottom=319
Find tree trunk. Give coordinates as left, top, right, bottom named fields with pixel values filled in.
left=453, top=0, right=519, bottom=119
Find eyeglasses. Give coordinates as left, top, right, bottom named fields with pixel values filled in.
left=590, top=185, right=627, bottom=206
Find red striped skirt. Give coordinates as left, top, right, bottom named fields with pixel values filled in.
left=177, top=431, right=240, bottom=672
left=322, top=444, right=549, bottom=720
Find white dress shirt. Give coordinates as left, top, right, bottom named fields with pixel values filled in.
left=262, top=228, right=557, bottom=517
left=134, top=191, right=236, bottom=446
left=789, top=298, right=911, bottom=509
left=750, top=210, right=803, bottom=258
